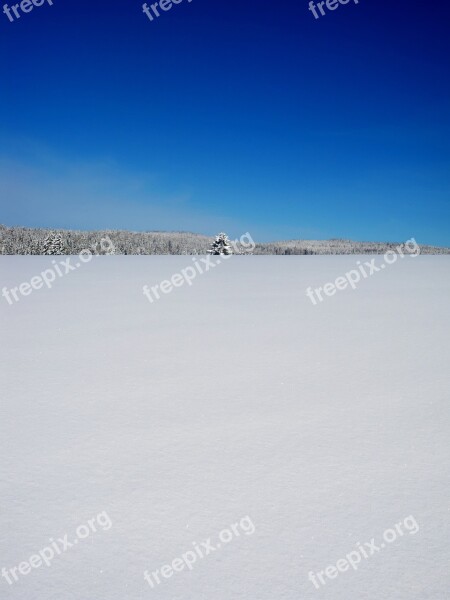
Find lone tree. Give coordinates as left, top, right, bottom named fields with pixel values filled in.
left=42, top=232, right=65, bottom=255
left=208, top=232, right=233, bottom=256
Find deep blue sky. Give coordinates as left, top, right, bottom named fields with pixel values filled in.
left=0, top=0, right=449, bottom=244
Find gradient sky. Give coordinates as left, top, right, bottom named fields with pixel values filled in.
left=0, top=0, right=449, bottom=244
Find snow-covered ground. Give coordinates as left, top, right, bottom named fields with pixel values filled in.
left=1, top=256, right=449, bottom=600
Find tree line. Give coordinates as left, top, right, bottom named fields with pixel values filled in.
left=1, top=225, right=448, bottom=255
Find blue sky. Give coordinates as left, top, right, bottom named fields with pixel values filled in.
left=0, top=0, right=449, bottom=244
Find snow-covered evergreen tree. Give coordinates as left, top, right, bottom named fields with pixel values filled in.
left=42, top=234, right=53, bottom=255
left=208, top=232, right=233, bottom=256
left=42, top=232, right=65, bottom=255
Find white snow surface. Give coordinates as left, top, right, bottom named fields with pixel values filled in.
left=1, top=255, right=449, bottom=600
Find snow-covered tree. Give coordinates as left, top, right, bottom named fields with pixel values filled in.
left=42, top=232, right=65, bottom=255
left=208, top=232, right=233, bottom=256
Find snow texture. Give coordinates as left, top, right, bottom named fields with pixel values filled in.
left=0, top=256, right=449, bottom=600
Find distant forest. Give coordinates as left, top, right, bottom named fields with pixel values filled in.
left=1, top=225, right=449, bottom=255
